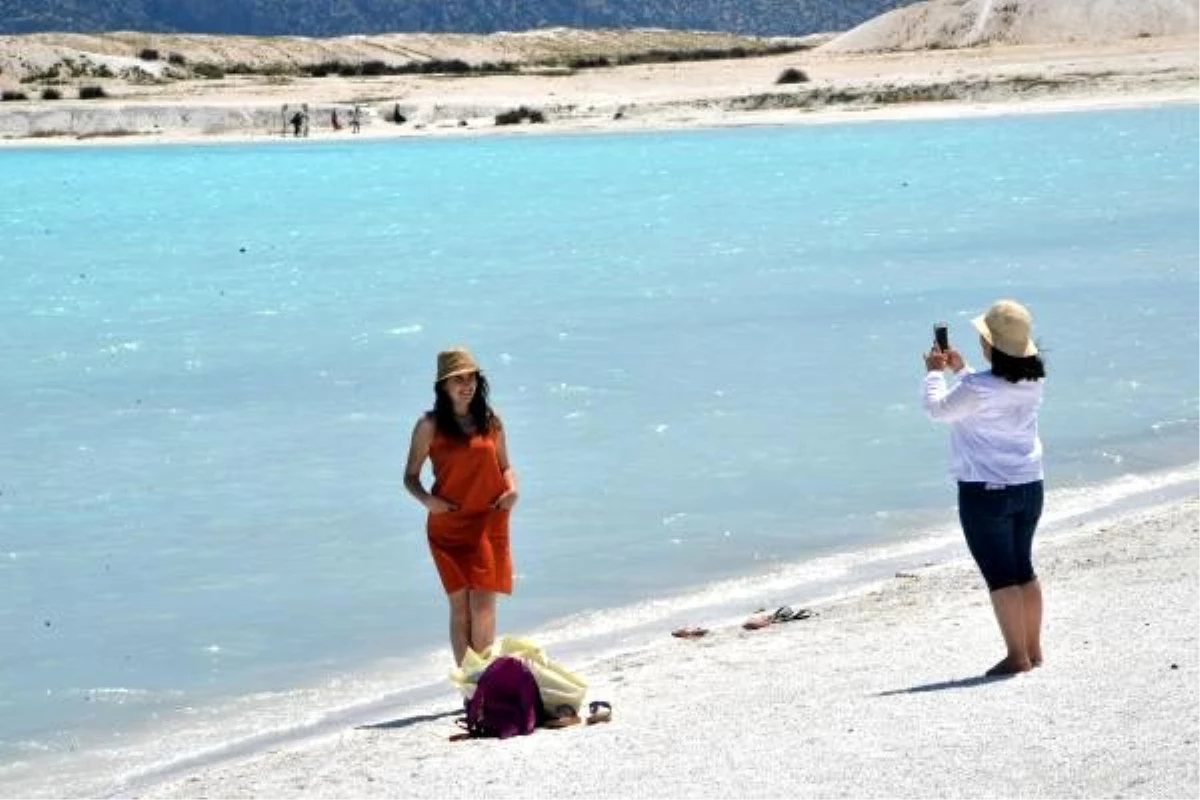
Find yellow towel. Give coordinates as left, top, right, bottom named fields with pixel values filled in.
left=450, top=635, right=589, bottom=716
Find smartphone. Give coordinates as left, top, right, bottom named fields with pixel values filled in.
left=934, top=322, right=950, bottom=352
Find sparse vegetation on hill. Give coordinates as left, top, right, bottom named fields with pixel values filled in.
left=494, top=106, right=545, bottom=125
left=188, top=42, right=810, bottom=81
left=776, top=67, right=809, bottom=84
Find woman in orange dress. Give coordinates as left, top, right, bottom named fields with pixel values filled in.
left=404, top=347, right=519, bottom=666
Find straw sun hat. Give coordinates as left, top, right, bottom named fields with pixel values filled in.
left=971, top=299, right=1038, bottom=358
left=436, top=347, right=481, bottom=383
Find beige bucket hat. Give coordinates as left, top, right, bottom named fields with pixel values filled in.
left=435, top=347, right=480, bottom=382
left=971, top=299, right=1038, bottom=358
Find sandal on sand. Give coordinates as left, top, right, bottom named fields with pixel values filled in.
left=671, top=626, right=709, bottom=639
left=743, top=605, right=813, bottom=630
left=586, top=701, right=612, bottom=725
left=776, top=606, right=813, bottom=622
left=543, top=704, right=581, bottom=729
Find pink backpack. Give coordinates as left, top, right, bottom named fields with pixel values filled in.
left=463, top=656, right=542, bottom=739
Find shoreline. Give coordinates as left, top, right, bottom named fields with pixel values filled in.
left=7, top=462, right=1195, bottom=798
left=128, top=484, right=1199, bottom=799
left=1, top=90, right=1195, bottom=152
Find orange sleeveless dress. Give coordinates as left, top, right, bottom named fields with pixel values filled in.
left=426, top=425, right=512, bottom=595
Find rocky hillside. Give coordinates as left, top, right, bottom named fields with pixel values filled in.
left=0, top=0, right=918, bottom=37
left=821, top=0, right=1199, bottom=52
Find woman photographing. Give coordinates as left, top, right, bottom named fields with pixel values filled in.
left=923, top=299, right=1047, bottom=676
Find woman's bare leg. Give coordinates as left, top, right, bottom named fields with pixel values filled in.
left=1021, top=579, right=1044, bottom=666
left=469, top=590, right=497, bottom=655
left=986, top=586, right=1033, bottom=676
left=447, top=590, right=471, bottom=666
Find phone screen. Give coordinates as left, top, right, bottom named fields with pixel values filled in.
left=934, top=323, right=949, bottom=352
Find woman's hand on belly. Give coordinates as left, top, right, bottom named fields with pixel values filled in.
left=424, top=495, right=458, bottom=515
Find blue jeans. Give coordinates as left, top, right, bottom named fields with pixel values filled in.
left=957, top=480, right=1044, bottom=591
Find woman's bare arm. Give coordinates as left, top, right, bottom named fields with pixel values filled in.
left=493, top=418, right=519, bottom=510
left=404, top=415, right=454, bottom=512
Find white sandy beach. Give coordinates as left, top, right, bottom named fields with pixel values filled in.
left=122, top=491, right=1199, bottom=800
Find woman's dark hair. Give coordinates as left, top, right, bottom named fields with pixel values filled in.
left=432, top=371, right=497, bottom=440
left=990, top=346, right=1046, bottom=383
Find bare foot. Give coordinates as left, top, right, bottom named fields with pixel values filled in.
left=1030, top=654, right=1043, bottom=668
left=985, top=656, right=1033, bottom=677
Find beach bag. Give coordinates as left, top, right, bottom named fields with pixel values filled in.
left=452, top=635, right=589, bottom=720
left=463, top=655, right=541, bottom=739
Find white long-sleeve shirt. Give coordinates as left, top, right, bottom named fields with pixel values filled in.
left=923, top=367, right=1044, bottom=485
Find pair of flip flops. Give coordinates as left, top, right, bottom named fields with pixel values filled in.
left=543, top=701, right=613, bottom=729
left=742, top=605, right=813, bottom=630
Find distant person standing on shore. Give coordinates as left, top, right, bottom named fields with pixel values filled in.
left=404, top=348, right=520, bottom=666
left=922, top=299, right=1047, bottom=677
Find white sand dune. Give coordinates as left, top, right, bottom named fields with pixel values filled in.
left=121, top=493, right=1198, bottom=799
left=822, top=0, right=1200, bottom=52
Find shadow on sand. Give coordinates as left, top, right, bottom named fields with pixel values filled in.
left=875, top=673, right=1014, bottom=696
left=356, top=708, right=462, bottom=731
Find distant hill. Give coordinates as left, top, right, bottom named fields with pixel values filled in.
left=821, top=0, right=1199, bottom=52
left=0, top=0, right=918, bottom=37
